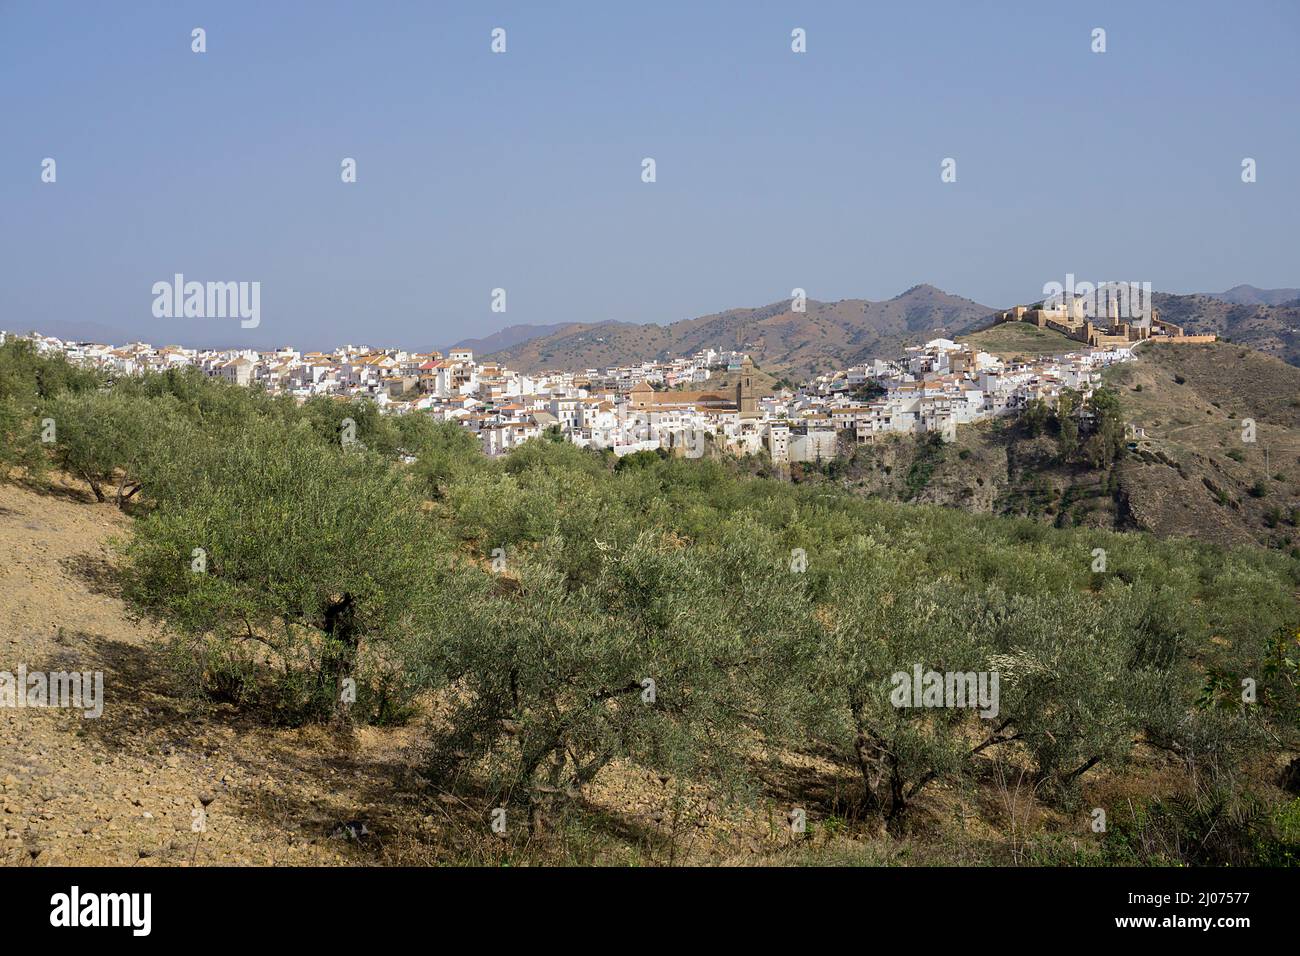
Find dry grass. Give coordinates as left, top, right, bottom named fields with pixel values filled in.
left=957, top=321, right=1078, bottom=360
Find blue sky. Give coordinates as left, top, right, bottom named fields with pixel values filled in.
left=2, top=0, right=1297, bottom=350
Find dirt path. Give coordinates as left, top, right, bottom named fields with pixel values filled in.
left=0, top=476, right=434, bottom=866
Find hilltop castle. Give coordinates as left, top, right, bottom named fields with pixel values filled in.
left=996, top=294, right=1216, bottom=347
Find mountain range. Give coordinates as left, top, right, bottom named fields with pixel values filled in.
left=479, top=285, right=997, bottom=378
left=17, top=285, right=1299, bottom=374
left=445, top=322, right=579, bottom=357
left=476, top=284, right=1300, bottom=376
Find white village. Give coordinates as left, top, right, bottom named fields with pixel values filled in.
left=1, top=296, right=1210, bottom=463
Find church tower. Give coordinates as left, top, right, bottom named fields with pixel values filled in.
left=736, top=355, right=758, bottom=418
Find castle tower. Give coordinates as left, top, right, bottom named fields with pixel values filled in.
left=737, top=355, right=758, bottom=418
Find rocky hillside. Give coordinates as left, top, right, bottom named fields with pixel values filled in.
left=815, top=341, right=1300, bottom=553
left=1107, top=341, right=1300, bottom=549
left=484, top=285, right=996, bottom=378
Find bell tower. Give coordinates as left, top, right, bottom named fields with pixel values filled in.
left=736, top=355, right=758, bottom=418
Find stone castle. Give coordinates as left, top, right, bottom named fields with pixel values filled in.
left=996, top=293, right=1216, bottom=347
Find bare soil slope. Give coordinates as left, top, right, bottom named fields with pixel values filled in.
left=1106, top=341, right=1300, bottom=549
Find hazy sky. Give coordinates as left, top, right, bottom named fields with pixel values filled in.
left=3, top=0, right=1297, bottom=350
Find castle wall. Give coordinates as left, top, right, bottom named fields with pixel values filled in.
left=997, top=305, right=1214, bottom=346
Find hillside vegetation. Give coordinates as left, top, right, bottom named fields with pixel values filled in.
left=2, top=338, right=1298, bottom=866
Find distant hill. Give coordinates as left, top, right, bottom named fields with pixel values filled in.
left=1208, top=285, right=1300, bottom=307
left=484, top=285, right=996, bottom=378
left=1153, top=292, right=1300, bottom=366
left=446, top=321, right=582, bottom=356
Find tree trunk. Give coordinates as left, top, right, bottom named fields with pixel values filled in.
left=854, top=730, right=887, bottom=814
left=322, top=593, right=358, bottom=725
left=885, top=761, right=908, bottom=833
left=83, top=473, right=105, bottom=502
left=1060, top=755, right=1102, bottom=787
left=528, top=748, right=567, bottom=837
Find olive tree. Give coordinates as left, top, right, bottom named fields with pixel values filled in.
left=43, top=390, right=184, bottom=507
left=803, top=538, right=992, bottom=824
left=411, top=419, right=493, bottom=498
left=120, top=419, right=442, bottom=723
left=0, top=339, right=102, bottom=478
left=410, top=523, right=811, bottom=832
left=981, top=587, right=1166, bottom=800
